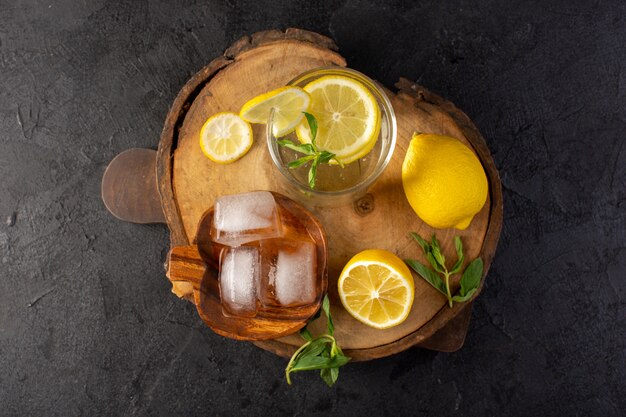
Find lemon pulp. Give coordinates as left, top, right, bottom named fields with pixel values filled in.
left=296, top=75, right=380, bottom=164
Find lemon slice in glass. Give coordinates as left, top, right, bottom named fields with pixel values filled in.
left=296, top=75, right=381, bottom=164
left=240, top=86, right=310, bottom=137
left=338, top=249, right=414, bottom=329
left=199, top=112, right=253, bottom=164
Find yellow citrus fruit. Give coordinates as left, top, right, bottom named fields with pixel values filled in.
left=199, top=112, right=253, bottom=163
left=402, top=133, right=488, bottom=230
left=338, top=249, right=414, bottom=329
left=239, top=86, right=310, bottom=137
left=296, top=75, right=380, bottom=164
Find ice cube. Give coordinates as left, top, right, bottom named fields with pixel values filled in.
left=219, top=245, right=259, bottom=317
left=259, top=238, right=318, bottom=307
left=211, top=191, right=282, bottom=246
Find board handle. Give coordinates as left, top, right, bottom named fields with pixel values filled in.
left=101, top=148, right=166, bottom=224
left=416, top=302, right=473, bottom=352
left=167, top=245, right=206, bottom=301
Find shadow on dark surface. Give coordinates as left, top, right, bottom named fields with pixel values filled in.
left=0, top=0, right=624, bottom=416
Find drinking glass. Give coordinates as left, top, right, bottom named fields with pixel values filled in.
left=267, top=67, right=396, bottom=208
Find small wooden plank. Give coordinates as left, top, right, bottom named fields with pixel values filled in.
left=101, top=148, right=165, bottom=224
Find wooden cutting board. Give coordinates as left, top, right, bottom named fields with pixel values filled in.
left=102, top=28, right=503, bottom=361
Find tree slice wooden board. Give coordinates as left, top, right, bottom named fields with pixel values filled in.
left=157, top=29, right=503, bottom=361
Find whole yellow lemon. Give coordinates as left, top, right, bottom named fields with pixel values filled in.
left=401, top=133, right=488, bottom=230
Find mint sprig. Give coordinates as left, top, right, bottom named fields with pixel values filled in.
left=405, top=233, right=483, bottom=307
left=285, top=294, right=350, bottom=387
left=276, top=112, right=342, bottom=189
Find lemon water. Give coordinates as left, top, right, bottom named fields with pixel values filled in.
left=278, top=118, right=386, bottom=192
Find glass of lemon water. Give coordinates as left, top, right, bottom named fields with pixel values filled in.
left=267, top=67, right=396, bottom=208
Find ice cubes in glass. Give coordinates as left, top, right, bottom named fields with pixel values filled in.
left=219, top=245, right=259, bottom=317
left=210, top=191, right=320, bottom=318
left=259, top=238, right=317, bottom=307
left=211, top=191, right=281, bottom=247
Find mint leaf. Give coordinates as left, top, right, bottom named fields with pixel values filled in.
left=320, top=367, right=339, bottom=387
left=322, top=294, right=334, bottom=336
left=303, top=112, right=318, bottom=146
left=299, top=327, right=313, bottom=341
left=450, top=236, right=465, bottom=275
left=276, top=113, right=337, bottom=190
left=308, top=157, right=319, bottom=189
left=299, top=338, right=327, bottom=358
left=288, top=155, right=316, bottom=169
left=454, top=236, right=463, bottom=259
left=289, top=355, right=332, bottom=372
left=410, top=232, right=484, bottom=308
left=430, top=236, right=446, bottom=267
left=285, top=294, right=349, bottom=387
left=327, top=355, right=350, bottom=368
left=277, top=139, right=315, bottom=155
left=460, top=257, right=483, bottom=296
left=410, top=232, right=430, bottom=254
left=289, top=352, right=350, bottom=373
left=426, top=252, right=445, bottom=273
left=317, top=151, right=336, bottom=164
left=431, top=235, right=442, bottom=253
left=405, top=259, right=447, bottom=295
left=452, top=288, right=477, bottom=303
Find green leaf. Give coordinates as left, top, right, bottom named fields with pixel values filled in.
left=303, top=112, right=318, bottom=145
left=289, top=352, right=349, bottom=373
left=289, top=355, right=332, bottom=372
left=451, top=288, right=477, bottom=303
left=410, top=232, right=431, bottom=254
left=430, top=236, right=446, bottom=268
left=327, top=354, right=350, bottom=368
left=450, top=253, right=465, bottom=275
left=431, top=235, right=442, bottom=253
left=299, top=327, right=313, bottom=341
left=460, top=258, right=483, bottom=296
left=321, top=343, right=331, bottom=358
left=426, top=252, right=445, bottom=273
left=320, top=367, right=339, bottom=387
left=285, top=294, right=349, bottom=387
left=308, top=157, right=319, bottom=189
left=277, top=139, right=316, bottom=155
left=454, top=236, right=463, bottom=260
left=450, top=238, right=464, bottom=274
left=405, top=259, right=447, bottom=295
left=322, top=294, right=334, bottom=336
left=450, top=236, right=464, bottom=274
left=288, top=155, right=316, bottom=169
left=299, top=338, right=327, bottom=358
left=317, top=151, right=336, bottom=164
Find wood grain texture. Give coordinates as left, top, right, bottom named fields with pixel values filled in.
left=156, top=28, right=503, bottom=360
left=167, top=192, right=328, bottom=341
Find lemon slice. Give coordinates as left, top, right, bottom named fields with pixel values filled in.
left=338, top=249, right=414, bottom=329
left=240, top=86, right=310, bottom=137
left=199, top=112, right=253, bottom=163
left=296, top=75, right=381, bottom=164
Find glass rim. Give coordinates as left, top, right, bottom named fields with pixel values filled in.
left=266, top=66, right=397, bottom=198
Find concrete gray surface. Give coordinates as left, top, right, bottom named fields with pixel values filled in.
left=1, top=0, right=624, bottom=416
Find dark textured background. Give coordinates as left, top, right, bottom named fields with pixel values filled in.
left=1, top=0, right=624, bottom=416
